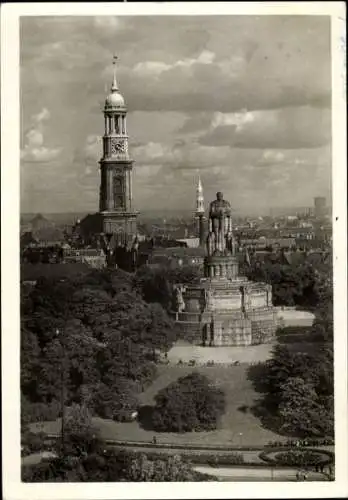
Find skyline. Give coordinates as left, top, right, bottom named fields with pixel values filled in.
left=21, top=15, right=332, bottom=214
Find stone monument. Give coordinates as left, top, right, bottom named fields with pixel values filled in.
left=173, top=192, right=277, bottom=346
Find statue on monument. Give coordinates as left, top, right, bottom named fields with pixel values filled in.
left=207, top=192, right=233, bottom=256
left=174, top=285, right=186, bottom=313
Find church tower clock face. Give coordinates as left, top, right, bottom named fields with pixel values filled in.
left=111, top=138, right=126, bottom=155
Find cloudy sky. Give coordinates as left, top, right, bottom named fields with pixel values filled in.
left=20, top=15, right=331, bottom=214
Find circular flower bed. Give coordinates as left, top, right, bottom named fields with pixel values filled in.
left=259, top=448, right=334, bottom=467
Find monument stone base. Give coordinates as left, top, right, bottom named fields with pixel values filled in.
left=173, top=276, right=277, bottom=347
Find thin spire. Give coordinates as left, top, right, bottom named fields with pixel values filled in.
left=196, top=170, right=203, bottom=195
left=197, top=174, right=203, bottom=194
left=111, top=55, right=119, bottom=92
left=195, top=171, right=204, bottom=214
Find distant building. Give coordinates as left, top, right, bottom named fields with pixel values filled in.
left=314, top=197, right=327, bottom=217
left=176, top=238, right=200, bottom=249
left=240, top=237, right=296, bottom=250
left=148, top=246, right=205, bottom=269
left=279, top=227, right=314, bottom=240
left=63, top=248, right=107, bottom=268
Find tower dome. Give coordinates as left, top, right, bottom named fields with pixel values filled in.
left=105, top=91, right=125, bottom=110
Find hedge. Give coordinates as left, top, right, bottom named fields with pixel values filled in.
left=113, top=448, right=245, bottom=466
left=104, top=439, right=267, bottom=452
left=265, top=438, right=334, bottom=448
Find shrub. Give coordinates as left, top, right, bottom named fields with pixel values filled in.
left=91, top=381, right=139, bottom=422
left=151, top=372, right=225, bottom=432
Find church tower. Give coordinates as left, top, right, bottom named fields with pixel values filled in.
left=194, top=174, right=206, bottom=247
left=99, top=57, right=138, bottom=248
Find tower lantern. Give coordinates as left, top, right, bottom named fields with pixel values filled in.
left=99, top=56, right=138, bottom=250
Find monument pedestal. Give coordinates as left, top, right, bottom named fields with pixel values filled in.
left=174, top=277, right=276, bottom=346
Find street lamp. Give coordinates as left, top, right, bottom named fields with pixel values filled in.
left=238, top=432, right=243, bottom=448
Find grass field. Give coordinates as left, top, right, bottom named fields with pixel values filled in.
left=35, top=363, right=285, bottom=447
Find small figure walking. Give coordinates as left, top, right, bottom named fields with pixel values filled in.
left=152, top=435, right=157, bottom=445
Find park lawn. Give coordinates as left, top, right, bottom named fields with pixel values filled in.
left=33, top=364, right=285, bottom=447
left=32, top=328, right=323, bottom=448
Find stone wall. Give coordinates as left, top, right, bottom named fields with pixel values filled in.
left=212, top=317, right=252, bottom=346
left=250, top=308, right=277, bottom=344
left=174, top=307, right=277, bottom=347
left=210, top=293, right=242, bottom=312
left=175, top=321, right=203, bottom=344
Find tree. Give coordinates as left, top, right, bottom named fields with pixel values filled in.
left=37, top=320, right=99, bottom=404
left=91, top=380, right=139, bottom=421
left=279, top=377, right=333, bottom=437
left=135, top=266, right=172, bottom=309
left=21, top=326, right=41, bottom=399
left=152, top=372, right=226, bottom=432
left=61, top=404, right=102, bottom=457
left=251, top=342, right=334, bottom=438
left=139, top=302, right=177, bottom=358
left=135, top=265, right=201, bottom=311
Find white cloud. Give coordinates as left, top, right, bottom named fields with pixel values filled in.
left=84, top=135, right=102, bottom=163
left=33, top=107, right=50, bottom=123
left=26, top=129, right=44, bottom=147
left=133, top=61, right=171, bottom=77
left=187, top=50, right=215, bottom=66
left=262, top=150, right=285, bottom=162
left=133, top=50, right=216, bottom=77
left=22, top=146, right=61, bottom=163
left=200, top=107, right=331, bottom=149
left=21, top=108, right=61, bottom=163
left=211, top=110, right=255, bottom=131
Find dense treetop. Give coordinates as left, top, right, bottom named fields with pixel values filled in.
left=152, top=372, right=226, bottom=432
left=21, top=268, right=177, bottom=424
